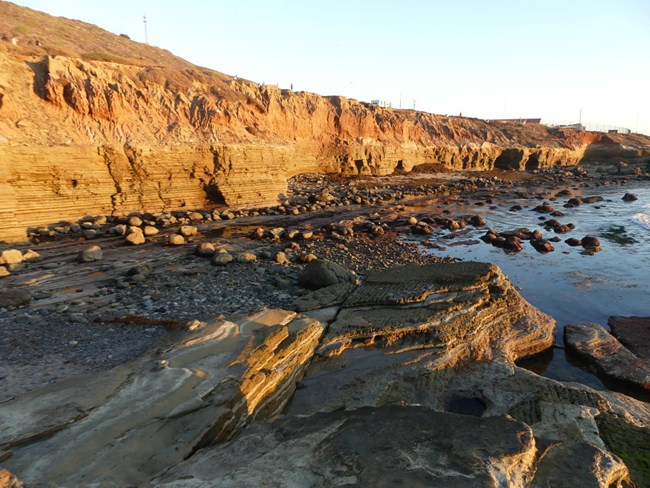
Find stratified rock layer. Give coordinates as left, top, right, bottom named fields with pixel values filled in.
left=153, top=405, right=539, bottom=487
left=318, top=262, right=555, bottom=363
left=0, top=309, right=323, bottom=486
left=608, top=316, right=650, bottom=361
left=1, top=2, right=649, bottom=241
left=564, top=322, right=650, bottom=390
left=1, top=263, right=648, bottom=486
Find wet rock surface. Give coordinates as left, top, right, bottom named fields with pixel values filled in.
left=5, top=253, right=647, bottom=486
left=564, top=323, right=650, bottom=390
left=608, top=316, right=650, bottom=361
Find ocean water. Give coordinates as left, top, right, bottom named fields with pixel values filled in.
left=410, top=184, right=650, bottom=391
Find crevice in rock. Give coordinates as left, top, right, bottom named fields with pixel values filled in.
left=25, top=57, right=49, bottom=101
left=494, top=148, right=525, bottom=170
left=525, top=151, right=540, bottom=170
left=122, top=144, right=146, bottom=209
left=101, top=145, right=124, bottom=215
left=445, top=395, right=487, bottom=417
left=203, top=182, right=226, bottom=205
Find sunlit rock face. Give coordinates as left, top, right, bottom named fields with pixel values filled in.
left=314, top=261, right=555, bottom=363
left=156, top=263, right=647, bottom=487
left=0, top=309, right=324, bottom=486
left=1, top=262, right=647, bottom=485
left=2, top=19, right=648, bottom=241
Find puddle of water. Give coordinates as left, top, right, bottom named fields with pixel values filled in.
left=446, top=396, right=486, bottom=417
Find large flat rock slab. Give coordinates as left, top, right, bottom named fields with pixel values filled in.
left=153, top=405, right=537, bottom=487
left=0, top=309, right=323, bottom=486
left=319, top=262, right=555, bottom=363
left=564, top=322, right=650, bottom=390
left=289, top=356, right=646, bottom=486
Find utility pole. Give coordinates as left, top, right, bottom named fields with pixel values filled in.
left=399, top=93, right=402, bottom=110
left=413, top=100, right=416, bottom=110
left=579, top=108, right=582, bottom=125
left=143, top=15, right=148, bottom=44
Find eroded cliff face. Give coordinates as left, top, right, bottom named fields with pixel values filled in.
left=1, top=35, right=649, bottom=241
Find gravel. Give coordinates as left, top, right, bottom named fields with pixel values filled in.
left=1, top=165, right=646, bottom=401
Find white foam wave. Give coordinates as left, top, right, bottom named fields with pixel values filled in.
left=632, top=213, right=650, bottom=230
left=643, top=203, right=650, bottom=209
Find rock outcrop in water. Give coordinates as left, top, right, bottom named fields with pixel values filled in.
left=311, top=261, right=554, bottom=363
left=3, top=262, right=648, bottom=486
left=1, top=2, right=650, bottom=241
left=564, top=322, right=650, bottom=390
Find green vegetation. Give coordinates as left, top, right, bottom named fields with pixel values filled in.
left=601, top=225, right=638, bottom=245
left=81, top=52, right=128, bottom=64
left=598, top=417, right=650, bottom=487
left=13, top=23, right=32, bottom=35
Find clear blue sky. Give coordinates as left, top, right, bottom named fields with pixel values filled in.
left=9, top=0, right=650, bottom=134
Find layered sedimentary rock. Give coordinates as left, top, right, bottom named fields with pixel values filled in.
left=1, top=2, right=649, bottom=241
left=158, top=263, right=647, bottom=487
left=315, top=261, right=555, bottom=363
left=0, top=309, right=323, bottom=486
left=608, top=316, right=650, bottom=361
left=159, top=364, right=644, bottom=487
left=154, top=405, right=540, bottom=487
left=2, top=262, right=649, bottom=486
left=564, top=322, right=650, bottom=390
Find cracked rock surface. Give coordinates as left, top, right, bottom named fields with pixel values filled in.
left=1, top=263, right=648, bottom=487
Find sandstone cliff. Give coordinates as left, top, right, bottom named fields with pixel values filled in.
left=1, top=1, right=649, bottom=241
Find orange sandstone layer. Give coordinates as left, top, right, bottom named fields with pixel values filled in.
left=1, top=4, right=649, bottom=241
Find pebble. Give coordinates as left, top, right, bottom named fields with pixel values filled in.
left=581, top=236, right=601, bottom=249
left=125, top=231, right=145, bottom=245
left=0, top=249, right=23, bottom=265
left=275, top=252, right=291, bottom=265
left=238, top=252, right=257, bottom=263
left=110, top=224, right=127, bottom=236
left=78, top=245, right=103, bottom=263
left=180, top=225, right=198, bottom=237
left=128, top=216, right=143, bottom=227
left=211, top=253, right=233, bottom=265
left=195, top=242, right=216, bottom=256
left=21, top=250, right=41, bottom=262
left=168, top=234, right=186, bottom=246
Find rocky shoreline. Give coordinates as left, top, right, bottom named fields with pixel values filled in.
left=1, top=164, right=648, bottom=393
left=1, top=165, right=650, bottom=486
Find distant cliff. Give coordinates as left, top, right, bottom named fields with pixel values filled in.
left=0, top=1, right=648, bottom=241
